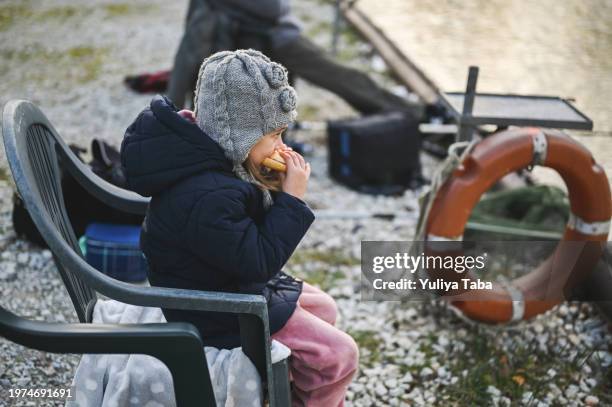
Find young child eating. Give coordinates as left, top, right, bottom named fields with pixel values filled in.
left=121, top=49, right=358, bottom=406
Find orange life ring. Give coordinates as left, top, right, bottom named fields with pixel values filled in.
left=425, top=127, right=611, bottom=323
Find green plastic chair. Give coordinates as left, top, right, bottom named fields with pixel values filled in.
left=1, top=99, right=291, bottom=406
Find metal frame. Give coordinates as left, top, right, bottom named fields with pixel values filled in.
left=440, top=66, right=594, bottom=141
left=1, top=100, right=291, bottom=406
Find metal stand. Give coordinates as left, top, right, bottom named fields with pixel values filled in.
left=457, top=66, right=479, bottom=142
left=439, top=66, right=593, bottom=143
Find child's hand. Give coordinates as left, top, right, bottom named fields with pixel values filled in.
left=178, top=109, right=195, bottom=123
left=279, top=150, right=310, bottom=201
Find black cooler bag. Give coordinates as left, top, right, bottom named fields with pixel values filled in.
left=327, top=112, right=422, bottom=195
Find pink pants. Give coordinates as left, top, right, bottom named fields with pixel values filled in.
left=271, top=282, right=359, bottom=407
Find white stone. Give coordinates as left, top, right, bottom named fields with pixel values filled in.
left=565, top=384, right=579, bottom=398
left=438, top=335, right=449, bottom=347
left=549, top=384, right=562, bottom=397
left=585, top=395, right=599, bottom=406
left=533, top=322, right=544, bottom=333
left=436, top=367, right=448, bottom=378
left=580, top=379, right=591, bottom=393
left=384, top=379, right=398, bottom=389
left=16, top=252, right=28, bottom=264
left=375, top=383, right=388, bottom=397
left=521, top=392, right=533, bottom=403
left=0, top=262, right=16, bottom=280
left=401, top=372, right=414, bottom=383
left=351, top=383, right=364, bottom=393
left=420, top=367, right=433, bottom=378
left=389, top=387, right=404, bottom=398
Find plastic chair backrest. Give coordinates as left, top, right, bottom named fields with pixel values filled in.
left=3, top=101, right=97, bottom=322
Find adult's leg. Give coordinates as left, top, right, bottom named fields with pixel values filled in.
left=272, top=303, right=359, bottom=407
left=167, top=0, right=217, bottom=108
left=268, top=36, right=424, bottom=118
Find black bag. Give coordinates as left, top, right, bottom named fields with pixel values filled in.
left=12, top=139, right=144, bottom=248
left=327, top=111, right=424, bottom=195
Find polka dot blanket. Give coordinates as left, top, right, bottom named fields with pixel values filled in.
left=65, top=299, right=290, bottom=407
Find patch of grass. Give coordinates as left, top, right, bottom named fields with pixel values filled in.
left=582, top=351, right=612, bottom=405
left=335, top=47, right=362, bottom=64
left=0, top=44, right=108, bottom=83
left=290, top=249, right=359, bottom=267
left=103, top=3, right=135, bottom=18
left=0, top=4, right=33, bottom=31
left=287, top=250, right=354, bottom=290
left=340, top=25, right=364, bottom=47
left=297, top=104, right=321, bottom=121
left=348, top=330, right=382, bottom=365
left=418, top=334, right=438, bottom=359
left=71, top=46, right=107, bottom=83
left=306, top=20, right=332, bottom=39
left=36, top=6, right=79, bottom=21
left=1, top=47, right=37, bottom=62
left=436, top=327, right=600, bottom=405
left=0, top=167, right=8, bottom=182
left=299, top=13, right=313, bottom=24
left=0, top=2, right=140, bottom=31
left=437, top=331, right=516, bottom=404
left=67, top=46, right=97, bottom=59
left=297, top=268, right=345, bottom=291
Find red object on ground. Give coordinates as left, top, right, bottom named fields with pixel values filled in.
left=124, top=70, right=170, bottom=93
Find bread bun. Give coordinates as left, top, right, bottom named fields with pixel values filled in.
left=261, top=150, right=287, bottom=172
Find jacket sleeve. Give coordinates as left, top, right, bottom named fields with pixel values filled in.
left=185, top=188, right=315, bottom=283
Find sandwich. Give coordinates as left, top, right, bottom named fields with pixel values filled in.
left=261, top=150, right=287, bottom=172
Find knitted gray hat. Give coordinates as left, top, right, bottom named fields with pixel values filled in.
left=193, top=49, right=298, bottom=209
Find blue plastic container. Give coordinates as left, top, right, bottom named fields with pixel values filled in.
left=83, top=223, right=148, bottom=282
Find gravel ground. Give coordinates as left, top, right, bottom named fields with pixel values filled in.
left=1, top=1, right=611, bottom=406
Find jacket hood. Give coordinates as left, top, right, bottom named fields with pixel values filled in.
left=120, top=95, right=234, bottom=196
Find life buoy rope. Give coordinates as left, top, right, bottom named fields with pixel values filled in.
left=424, top=127, right=611, bottom=323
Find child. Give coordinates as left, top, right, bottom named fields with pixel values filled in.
left=120, top=49, right=358, bottom=406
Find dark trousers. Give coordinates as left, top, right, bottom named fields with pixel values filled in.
left=167, top=0, right=217, bottom=109
left=167, top=0, right=424, bottom=118
left=268, top=36, right=423, bottom=117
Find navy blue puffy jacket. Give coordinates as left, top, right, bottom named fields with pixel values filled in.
left=120, top=95, right=315, bottom=348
